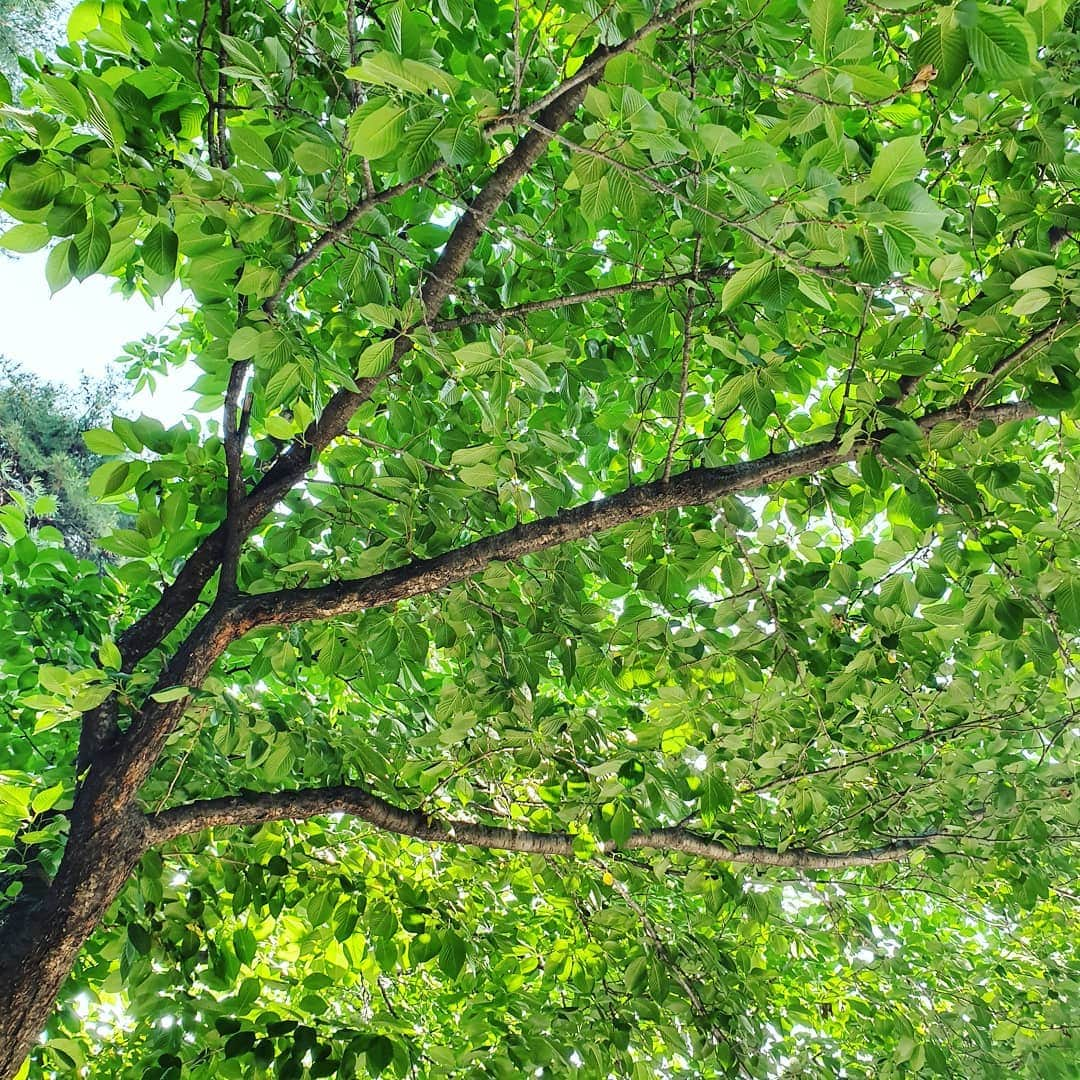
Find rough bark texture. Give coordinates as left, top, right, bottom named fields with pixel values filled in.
left=146, top=784, right=938, bottom=869
left=230, top=401, right=1034, bottom=630
left=0, top=389, right=1035, bottom=1078
left=112, top=58, right=602, bottom=678
left=0, top=807, right=147, bottom=1078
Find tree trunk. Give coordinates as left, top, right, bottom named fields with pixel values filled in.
left=0, top=807, right=146, bottom=1080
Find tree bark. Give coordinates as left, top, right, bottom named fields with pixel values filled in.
left=0, top=804, right=147, bottom=1078
left=146, top=783, right=942, bottom=869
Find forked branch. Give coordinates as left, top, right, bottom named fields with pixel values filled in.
left=115, top=4, right=681, bottom=669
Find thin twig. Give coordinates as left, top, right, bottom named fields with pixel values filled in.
left=663, top=237, right=701, bottom=482
left=215, top=0, right=231, bottom=167
left=432, top=263, right=732, bottom=331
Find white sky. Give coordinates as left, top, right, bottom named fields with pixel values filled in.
left=0, top=249, right=196, bottom=422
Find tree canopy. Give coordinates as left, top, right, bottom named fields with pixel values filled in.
left=1, top=0, right=1080, bottom=1077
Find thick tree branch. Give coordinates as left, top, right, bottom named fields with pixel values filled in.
left=113, top=399, right=1037, bottom=804
left=145, top=784, right=938, bottom=870
left=962, top=320, right=1063, bottom=409
left=213, top=0, right=230, bottom=168
left=431, top=263, right=732, bottom=332
left=230, top=401, right=1037, bottom=632
left=76, top=697, right=119, bottom=776
left=105, top=605, right=249, bottom=808
left=114, top=34, right=613, bottom=670
left=109, top=27, right=646, bottom=793
left=206, top=115, right=437, bottom=604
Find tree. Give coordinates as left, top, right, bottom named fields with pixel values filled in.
left=0, top=1, right=72, bottom=92
left=0, top=0, right=1079, bottom=1075
left=0, top=358, right=123, bottom=555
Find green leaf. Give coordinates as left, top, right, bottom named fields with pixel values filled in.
left=451, top=445, right=498, bottom=467
left=438, top=932, right=467, bottom=978
left=39, top=665, right=73, bottom=693
left=225, top=1031, right=256, bottom=1057
left=609, top=803, right=634, bottom=845
left=1011, top=289, right=1051, bottom=315
left=434, top=118, right=481, bottom=167
left=98, top=640, right=122, bottom=669
left=233, top=927, right=257, bottom=964
left=347, top=52, right=458, bottom=96
left=39, top=74, right=87, bottom=119
left=0, top=224, right=50, bottom=253
left=293, top=141, right=338, bottom=174
left=580, top=177, right=612, bottom=223
left=860, top=452, right=884, bottom=492
left=1054, top=579, right=1080, bottom=630
left=185, top=247, right=245, bottom=301
left=741, top=380, right=776, bottom=426
left=928, top=420, right=965, bottom=450
left=45, top=238, right=75, bottom=294
left=228, top=327, right=262, bottom=361
left=82, top=428, right=126, bottom=455
left=722, top=258, right=772, bottom=311
left=31, top=782, right=65, bottom=815
left=1010, top=265, right=1056, bottom=290
left=357, top=337, right=396, bottom=377
left=99, top=528, right=152, bottom=558
left=964, top=7, right=1033, bottom=80
left=220, top=35, right=266, bottom=76
left=809, top=0, right=845, bottom=54
left=127, top=924, right=152, bottom=956
left=868, top=136, right=927, bottom=195
left=142, top=223, right=178, bottom=276
left=265, top=362, right=301, bottom=407
left=348, top=102, right=407, bottom=160
left=910, top=22, right=969, bottom=85
left=458, top=462, right=498, bottom=487
left=229, top=127, right=276, bottom=170
left=5, top=161, right=64, bottom=210
left=453, top=341, right=496, bottom=372
left=149, top=686, right=191, bottom=703
left=72, top=220, right=111, bottom=279
left=87, top=460, right=133, bottom=499
left=384, top=2, right=421, bottom=57
left=512, top=355, right=552, bottom=392
left=366, top=1036, right=395, bottom=1075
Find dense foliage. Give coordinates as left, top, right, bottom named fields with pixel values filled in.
left=1, top=0, right=1080, bottom=1076
left=0, top=1, right=70, bottom=89
left=0, top=359, right=123, bottom=554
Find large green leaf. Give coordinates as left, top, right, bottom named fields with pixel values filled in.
left=141, top=223, right=178, bottom=276
left=348, top=102, right=408, bottom=160
left=964, top=5, right=1034, bottom=80
left=868, top=136, right=927, bottom=195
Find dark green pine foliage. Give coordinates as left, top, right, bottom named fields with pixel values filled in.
left=0, top=359, right=121, bottom=555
